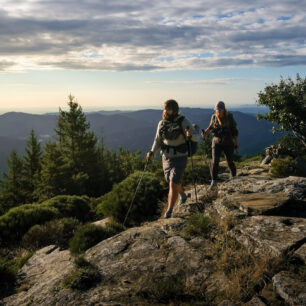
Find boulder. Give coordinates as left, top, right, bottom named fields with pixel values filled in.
left=3, top=245, right=74, bottom=306
left=295, top=243, right=306, bottom=263
left=273, top=271, right=306, bottom=305
left=247, top=296, right=267, bottom=305
left=227, top=192, right=289, bottom=215
left=229, top=216, right=306, bottom=257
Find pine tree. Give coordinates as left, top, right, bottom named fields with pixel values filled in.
left=0, top=150, right=26, bottom=212
left=55, top=95, right=104, bottom=196
left=36, top=142, right=68, bottom=202
left=23, top=130, right=42, bottom=202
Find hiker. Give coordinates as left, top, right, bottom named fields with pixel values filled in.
left=201, top=101, right=239, bottom=188
left=147, top=99, right=198, bottom=218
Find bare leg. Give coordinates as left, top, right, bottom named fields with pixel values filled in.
left=168, top=181, right=182, bottom=210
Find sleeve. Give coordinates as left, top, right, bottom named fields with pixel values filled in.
left=151, top=121, right=162, bottom=154
left=181, top=117, right=199, bottom=142
left=228, top=113, right=238, bottom=137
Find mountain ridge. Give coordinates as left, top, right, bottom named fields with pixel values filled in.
left=0, top=108, right=280, bottom=172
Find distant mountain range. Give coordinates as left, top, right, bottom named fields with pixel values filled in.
left=0, top=106, right=281, bottom=172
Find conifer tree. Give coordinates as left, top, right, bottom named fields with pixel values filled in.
left=55, top=95, right=104, bottom=196
left=0, top=150, right=26, bottom=212
left=36, top=142, right=68, bottom=201
left=23, top=130, right=42, bottom=202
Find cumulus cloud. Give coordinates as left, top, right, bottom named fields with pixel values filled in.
left=0, top=0, right=305, bottom=71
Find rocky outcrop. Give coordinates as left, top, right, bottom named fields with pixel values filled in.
left=2, top=175, right=306, bottom=305
left=3, top=246, right=75, bottom=305
left=273, top=271, right=306, bottom=305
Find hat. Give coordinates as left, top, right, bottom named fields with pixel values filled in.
left=215, top=101, right=225, bottom=111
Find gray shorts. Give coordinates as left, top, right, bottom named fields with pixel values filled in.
left=162, top=155, right=187, bottom=184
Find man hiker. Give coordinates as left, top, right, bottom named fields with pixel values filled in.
left=147, top=99, right=198, bottom=218
left=201, top=101, right=239, bottom=188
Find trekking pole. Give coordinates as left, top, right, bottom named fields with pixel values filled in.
left=186, top=127, right=198, bottom=203
left=123, top=156, right=150, bottom=227
left=201, top=129, right=212, bottom=178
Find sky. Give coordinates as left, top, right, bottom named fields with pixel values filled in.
left=0, top=0, right=305, bottom=113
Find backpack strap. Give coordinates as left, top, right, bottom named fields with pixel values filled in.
left=177, top=116, right=187, bottom=141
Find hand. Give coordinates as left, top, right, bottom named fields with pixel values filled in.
left=185, top=128, right=192, bottom=139
left=201, top=130, right=206, bottom=139
left=146, top=151, right=153, bottom=161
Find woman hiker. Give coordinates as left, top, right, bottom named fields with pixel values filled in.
left=201, top=101, right=239, bottom=188
left=147, top=99, right=198, bottom=218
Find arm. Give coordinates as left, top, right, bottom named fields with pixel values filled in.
left=182, top=118, right=199, bottom=142
left=147, top=121, right=162, bottom=159
left=202, top=115, right=214, bottom=137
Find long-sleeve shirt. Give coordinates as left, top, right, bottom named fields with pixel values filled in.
left=151, top=115, right=198, bottom=159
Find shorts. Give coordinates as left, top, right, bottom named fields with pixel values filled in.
left=162, top=155, right=187, bottom=184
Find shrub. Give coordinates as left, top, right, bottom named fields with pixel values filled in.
left=182, top=162, right=210, bottom=186
left=41, top=195, right=90, bottom=221
left=137, top=274, right=185, bottom=303
left=270, top=157, right=295, bottom=178
left=96, top=171, right=163, bottom=226
left=0, top=195, right=90, bottom=245
left=0, top=204, right=59, bottom=244
left=0, top=251, right=34, bottom=298
left=182, top=213, right=214, bottom=237
left=278, top=134, right=306, bottom=157
left=103, top=220, right=126, bottom=236
left=22, top=218, right=80, bottom=250
left=0, top=257, right=16, bottom=297
left=69, top=223, right=112, bottom=254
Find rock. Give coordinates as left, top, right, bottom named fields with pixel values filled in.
left=247, top=296, right=267, bottom=305
left=213, top=197, right=247, bottom=220
left=227, top=192, right=290, bottom=215
left=217, top=176, right=306, bottom=200
left=3, top=245, right=74, bottom=306
left=248, top=168, right=267, bottom=175
left=229, top=216, right=306, bottom=257
left=273, top=271, right=306, bottom=305
left=92, top=217, right=112, bottom=227
left=295, top=243, right=306, bottom=263
left=218, top=300, right=236, bottom=306
left=261, top=155, right=272, bottom=165
left=3, top=174, right=306, bottom=305
left=3, top=217, right=214, bottom=305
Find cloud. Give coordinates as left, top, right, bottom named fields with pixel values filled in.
left=0, top=60, right=16, bottom=71
left=0, top=0, right=305, bottom=71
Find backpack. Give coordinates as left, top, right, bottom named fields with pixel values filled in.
left=159, top=116, right=185, bottom=140
left=160, top=116, right=198, bottom=157
left=211, top=115, right=232, bottom=140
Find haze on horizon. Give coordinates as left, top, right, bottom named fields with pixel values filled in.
left=0, top=0, right=305, bottom=111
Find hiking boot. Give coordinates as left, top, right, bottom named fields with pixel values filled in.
left=178, top=192, right=187, bottom=205
left=208, top=180, right=217, bottom=190
left=164, top=208, right=173, bottom=219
